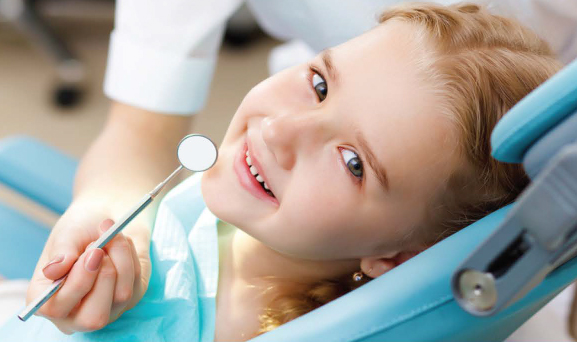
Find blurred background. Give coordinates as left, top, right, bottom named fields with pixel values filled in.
left=0, top=0, right=279, bottom=225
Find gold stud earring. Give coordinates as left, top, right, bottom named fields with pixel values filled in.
left=352, top=267, right=374, bottom=282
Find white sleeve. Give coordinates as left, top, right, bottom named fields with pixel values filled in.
left=104, top=0, right=244, bottom=115
left=481, top=0, right=577, bottom=64
left=431, top=0, right=577, bottom=64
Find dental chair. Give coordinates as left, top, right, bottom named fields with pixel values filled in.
left=1, top=58, right=576, bottom=341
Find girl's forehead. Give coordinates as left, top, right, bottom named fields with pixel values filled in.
left=330, top=21, right=432, bottom=110
left=333, top=20, right=425, bottom=67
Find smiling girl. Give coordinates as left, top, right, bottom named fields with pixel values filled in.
left=202, top=3, right=562, bottom=338
left=2, top=2, right=563, bottom=341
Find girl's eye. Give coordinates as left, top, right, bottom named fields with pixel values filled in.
left=311, top=72, right=328, bottom=102
left=340, top=148, right=363, bottom=179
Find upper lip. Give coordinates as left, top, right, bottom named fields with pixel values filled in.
left=247, top=138, right=277, bottom=198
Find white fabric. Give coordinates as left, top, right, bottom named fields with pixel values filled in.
left=0, top=279, right=28, bottom=327
left=104, top=0, right=577, bottom=115
left=506, top=284, right=575, bottom=342
left=103, top=0, right=243, bottom=115
left=267, top=39, right=316, bottom=76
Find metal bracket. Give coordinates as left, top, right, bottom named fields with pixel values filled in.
left=452, top=142, right=577, bottom=315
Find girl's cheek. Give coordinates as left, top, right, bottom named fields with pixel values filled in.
left=236, top=66, right=316, bottom=123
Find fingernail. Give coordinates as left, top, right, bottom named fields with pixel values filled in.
left=100, top=219, right=114, bottom=232
left=43, top=254, right=64, bottom=272
left=85, top=249, right=104, bottom=272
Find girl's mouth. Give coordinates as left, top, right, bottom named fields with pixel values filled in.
left=244, top=149, right=275, bottom=196
left=234, top=141, right=279, bottom=206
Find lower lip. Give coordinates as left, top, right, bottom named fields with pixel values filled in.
left=234, top=142, right=279, bottom=206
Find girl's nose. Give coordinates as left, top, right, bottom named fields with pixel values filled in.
left=261, top=113, right=327, bottom=170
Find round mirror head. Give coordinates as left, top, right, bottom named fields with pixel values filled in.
left=177, top=134, right=218, bottom=171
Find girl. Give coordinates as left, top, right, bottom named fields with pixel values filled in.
left=0, top=2, right=563, bottom=341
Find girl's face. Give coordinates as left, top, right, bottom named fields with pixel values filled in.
left=202, top=21, right=460, bottom=261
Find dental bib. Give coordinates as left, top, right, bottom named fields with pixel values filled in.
left=0, top=173, right=220, bottom=342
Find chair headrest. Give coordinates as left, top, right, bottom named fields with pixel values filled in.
left=491, top=59, right=577, bottom=163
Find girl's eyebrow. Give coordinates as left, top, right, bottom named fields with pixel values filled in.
left=356, top=130, right=390, bottom=192
left=321, top=49, right=340, bottom=85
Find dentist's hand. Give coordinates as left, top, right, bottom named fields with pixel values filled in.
left=25, top=200, right=151, bottom=335
left=24, top=101, right=189, bottom=334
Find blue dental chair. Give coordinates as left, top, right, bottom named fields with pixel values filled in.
left=1, top=58, right=576, bottom=341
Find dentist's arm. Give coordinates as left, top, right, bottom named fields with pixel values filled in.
left=25, top=102, right=191, bottom=334
left=25, top=0, right=242, bottom=333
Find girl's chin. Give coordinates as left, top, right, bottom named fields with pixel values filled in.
left=200, top=169, right=223, bottom=208
left=201, top=167, right=241, bottom=222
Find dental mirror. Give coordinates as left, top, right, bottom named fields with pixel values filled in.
left=19, top=134, right=218, bottom=322
left=177, top=134, right=218, bottom=171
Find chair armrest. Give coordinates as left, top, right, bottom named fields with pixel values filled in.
left=0, top=136, right=77, bottom=215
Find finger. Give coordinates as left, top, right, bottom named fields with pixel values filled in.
left=37, top=248, right=104, bottom=319
left=72, top=254, right=117, bottom=332
left=126, top=236, right=141, bottom=285
left=110, top=236, right=142, bottom=321
left=99, top=220, right=135, bottom=306
left=40, top=214, right=105, bottom=281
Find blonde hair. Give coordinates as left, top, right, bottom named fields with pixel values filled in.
left=256, top=2, right=563, bottom=336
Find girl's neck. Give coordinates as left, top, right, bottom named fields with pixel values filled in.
left=230, top=228, right=358, bottom=283
left=215, top=222, right=264, bottom=341
left=214, top=221, right=358, bottom=341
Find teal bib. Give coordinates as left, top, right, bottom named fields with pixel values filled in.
left=0, top=173, right=219, bottom=342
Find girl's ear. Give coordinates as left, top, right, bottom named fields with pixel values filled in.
left=360, top=250, right=422, bottom=278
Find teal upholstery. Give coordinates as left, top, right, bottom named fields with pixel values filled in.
left=491, top=59, right=577, bottom=163
left=0, top=136, right=76, bottom=214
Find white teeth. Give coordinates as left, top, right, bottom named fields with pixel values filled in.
left=245, top=148, right=274, bottom=196
left=245, top=150, right=249, bottom=157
